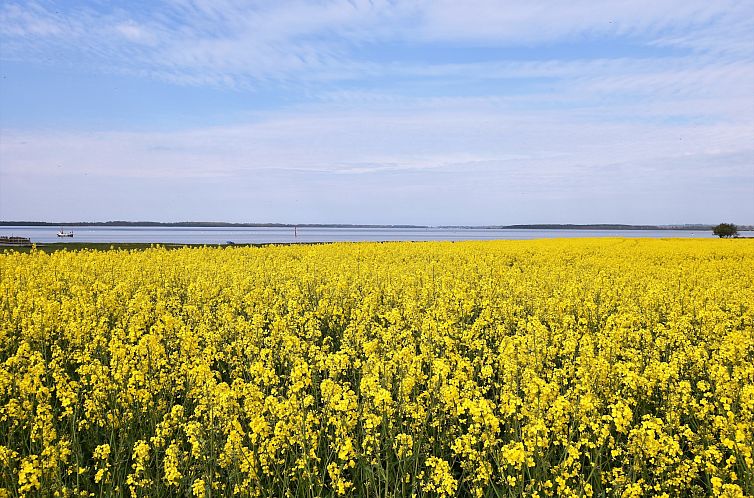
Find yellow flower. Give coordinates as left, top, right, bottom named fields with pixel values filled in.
left=163, top=443, right=182, bottom=487
left=0, top=239, right=752, bottom=496
left=394, top=433, right=414, bottom=459
left=192, top=478, right=206, bottom=498
left=18, top=456, right=41, bottom=494
left=423, top=457, right=457, bottom=497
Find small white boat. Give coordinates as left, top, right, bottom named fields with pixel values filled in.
left=57, top=229, right=74, bottom=238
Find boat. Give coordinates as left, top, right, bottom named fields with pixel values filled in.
left=57, top=229, right=74, bottom=238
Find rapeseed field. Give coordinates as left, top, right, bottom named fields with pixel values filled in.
left=0, top=239, right=752, bottom=497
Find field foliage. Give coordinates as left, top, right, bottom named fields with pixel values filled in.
left=0, top=239, right=753, bottom=497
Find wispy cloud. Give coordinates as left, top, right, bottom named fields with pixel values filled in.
left=2, top=0, right=752, bottom=85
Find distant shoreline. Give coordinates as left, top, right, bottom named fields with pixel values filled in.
left=2, top=221, right=751, bottom=231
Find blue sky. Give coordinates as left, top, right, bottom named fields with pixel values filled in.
left=1, top=0, right=752, bottom=225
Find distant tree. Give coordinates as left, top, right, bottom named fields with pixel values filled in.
left=713, top=223, right=738, bottom=238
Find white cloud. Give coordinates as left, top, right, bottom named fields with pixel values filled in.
left=113, top=22, right=158, bottom=44
left=413, top=0, right=748, bottom=44
left=3, top=98, right=751, bottom=180
left=1, top=1, right=752, bottom=223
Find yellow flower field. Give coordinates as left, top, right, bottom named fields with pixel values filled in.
left=0, top=239, right=752, bottom=497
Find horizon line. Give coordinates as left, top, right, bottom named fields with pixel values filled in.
left=2, top=221, right=752, bottom=230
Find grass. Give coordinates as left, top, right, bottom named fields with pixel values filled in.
left=2, top=242, right=265, bottom=254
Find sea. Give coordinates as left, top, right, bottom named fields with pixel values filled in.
left=2, top=226, right=749, bottom=245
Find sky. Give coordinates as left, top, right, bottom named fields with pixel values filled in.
left=1, top=0, right=753, bottom=225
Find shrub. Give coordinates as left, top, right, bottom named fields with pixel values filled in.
left=713, top=223, right=738, bottom=238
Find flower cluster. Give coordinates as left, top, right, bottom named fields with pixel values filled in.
left=0, top=239, right=752, bottom=496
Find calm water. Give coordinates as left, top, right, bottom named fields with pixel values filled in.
left=1, top=226, right=746, bottom=245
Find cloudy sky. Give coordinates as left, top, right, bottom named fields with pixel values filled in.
left=1, top=0, right=752, bottom=225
